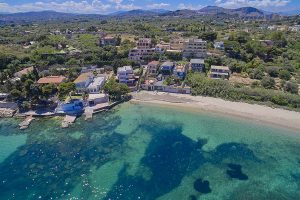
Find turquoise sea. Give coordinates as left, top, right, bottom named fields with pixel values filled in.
left=0, top=102, right=299, bottom=200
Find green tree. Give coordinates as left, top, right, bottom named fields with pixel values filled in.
left=41, top=84, right=56, bottom=99
left=200, top=32, right=217, bottom=42
left=58, top=82, right=76, bottom=99
left=103, top=78, right=130, bottom=101
left=10, top=89, right=22, bottom=100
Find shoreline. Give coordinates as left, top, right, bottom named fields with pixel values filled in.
left=131, top=91, right=300, bottom=133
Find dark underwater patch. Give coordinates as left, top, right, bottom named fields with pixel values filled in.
left=103, top=119, right=207, bottom=200
left=193, top=178, right=212, bottom=194
left=226, top=163, right=248, bottom=180
left=189, top=194, right=197, bottom=200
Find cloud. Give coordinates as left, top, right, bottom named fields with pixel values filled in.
left=0, top=1, right=112, bottom=14
left=108, top=0, right=123, bottom=4
left=115, top=3, right=141, bottom=10
left=215, top=0, right=290, bottom=8
left=146, top=3, right=170, bottom=9
left=178, top=3, right=204, bottom=10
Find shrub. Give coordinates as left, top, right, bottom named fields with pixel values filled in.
left=266, top=66, right=279, bottom=77
left=261, top=76, right=275, bottom=89
left=279, top=69, right=291, bottom=81
left=250, top=68, right=264, bottom=80
left=284, top=81, right=299, bottom=94
left=271, top=95, right=288, bottom=106
left=251, top=81, right=260, bottom=88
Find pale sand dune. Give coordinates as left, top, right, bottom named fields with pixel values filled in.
left=131, top=91, right=300, bottom=132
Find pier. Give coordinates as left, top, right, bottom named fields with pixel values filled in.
left=61, top=115, right=77, bottom=128
left=19, top=116, right=34, bottom=130
left=84, top=102, right=110, bottom=120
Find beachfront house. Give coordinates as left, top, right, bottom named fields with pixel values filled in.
left=141, top=79, right=191, bottom=94
left=174, top=65, right=187, bottom=79
left=117, top=66, right=135, bottom=86
left=209, top=65, right=230, bottom=79
left=190, top=59, right=205, bottom=72
left=74, top=72, right=106, bottom=94
left=147, top=61, right=160, bottom=76
left=87, top=93, right=109, bottom=106
left=37, top=76, right=66, bottom=85
left=160, top=61, right=175, bottom=76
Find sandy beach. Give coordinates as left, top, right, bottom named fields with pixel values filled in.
left=131, top=91, right=300, bottom=132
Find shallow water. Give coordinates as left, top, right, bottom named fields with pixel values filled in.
left=0, top=102, right=299, bottom=200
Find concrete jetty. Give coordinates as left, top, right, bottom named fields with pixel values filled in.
left=19, top=116, right=34, bottom=130
left=84, top=108, right=93, bottom=120
left=84, top=102, right=110, bottom=120
left=62, top=115, right=77, bottom=128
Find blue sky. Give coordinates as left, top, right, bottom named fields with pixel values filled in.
left=0, top=0, right=298, bottom=14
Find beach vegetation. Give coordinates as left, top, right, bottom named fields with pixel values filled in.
left=186, top=73, right=300, bottom=109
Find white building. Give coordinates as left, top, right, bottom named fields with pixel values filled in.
left=190, top=59, right=205, bottom=72
left=74, top=72, right=106, bottom=94
left=128, top=48, right=156, bottom=62
left=183, top=38, right=207, bottom=58
left=214, top=41, right=225, bottom=50
left=87, top=93, right=109, bottom=106
left=209, top=65, right=230, bottom=79
left=128, top=38, right=159, bottom=63
left=147, top=61, right=160, bottom=76
left=117, top=66, right=135, bottom=86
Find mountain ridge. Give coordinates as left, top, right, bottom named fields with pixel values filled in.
left=0, top=6, right=291, bottom=23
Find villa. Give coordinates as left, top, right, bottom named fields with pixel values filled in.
left=87, top=93, right=109, bottom=107
left=209, top=65, right=230, bottom=79
left=160, top=61, right=175, bottom=76
left=74, top=72, right=106, bottom=94
left=147, top=61, right=160, bottom=76
left=117, top=66, right=136, bottom=86
left=174, top=65, right=187, bottom=79
left=190, top=59, right=205, bottom=72
left=141, top=79, right=191, bottom=94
